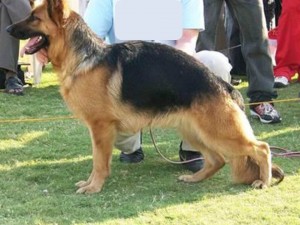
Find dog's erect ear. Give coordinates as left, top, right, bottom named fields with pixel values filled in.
left=46, top=0, right=70, bottom=27
left=48, top=0, right=68, bottom=12
left=29, top=0, right=35, bottom=7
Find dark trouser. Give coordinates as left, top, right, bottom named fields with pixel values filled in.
left=0, top=0, right=31, bottom=74
left=225, top=5, right=246, bottom=76
left=197, top=0, right=277, bottom=103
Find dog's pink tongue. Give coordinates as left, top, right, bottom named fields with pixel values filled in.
left=20, top=37, right=40, bottom=56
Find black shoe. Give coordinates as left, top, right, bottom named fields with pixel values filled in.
left=119, top=148, right=144, bottom=163
left=5, top=76, right=24, bottom=95
left=179, top=147, right=204, bottom=172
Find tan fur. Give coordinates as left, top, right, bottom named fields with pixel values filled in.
left=13, top=0, right=283, bottom=193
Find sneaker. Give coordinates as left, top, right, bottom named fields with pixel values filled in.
left=179, top=146, right=204, bottom=172
left=250, top=102, right=282, bottom=124
left=274, top=76, right=289, bottom=88
left=119, top=148, right=144, bottom=163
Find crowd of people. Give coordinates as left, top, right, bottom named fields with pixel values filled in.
left=1, top=0, right=298, bottom=171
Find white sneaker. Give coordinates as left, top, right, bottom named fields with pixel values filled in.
left=274, top=76, right=289, bottom=88
left=250, top=102, right=282, bottom=124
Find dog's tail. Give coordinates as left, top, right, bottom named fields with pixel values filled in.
left=271, top=163, right=285, bottom=185
left=230, top=156, right=284, bottom=186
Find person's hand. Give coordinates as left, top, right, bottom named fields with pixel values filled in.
left=175, top=29, right=198, bottom=56
left=175, top=42, right=196, bottom=56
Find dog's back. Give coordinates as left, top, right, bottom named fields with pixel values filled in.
left=104, top=41, right=234, bottom=113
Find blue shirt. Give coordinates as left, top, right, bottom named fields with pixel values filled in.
left=84, top=0, right=204, bottom=45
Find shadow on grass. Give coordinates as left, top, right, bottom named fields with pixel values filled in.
left=0, top=122, right=240, bottom=224
left=0, top=153, right=244, bottom=224
left=1, top=126, right=299, bottom=224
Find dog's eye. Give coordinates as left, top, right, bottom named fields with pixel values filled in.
left=33, top=15, right=41, bottom=21
left=29, top=13, right=41, bottom=22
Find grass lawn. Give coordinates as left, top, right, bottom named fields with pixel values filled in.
left=0, top=65, right=299, bottom=225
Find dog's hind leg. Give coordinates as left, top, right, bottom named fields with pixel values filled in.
left=177, top=103, right=271, bottom=187
left=246, top=141, right=272, bottom=188
left=230, top=156, right=260, bottom=185
left=230, top=140, right=272, bottom=188
left=76, top=121, right=116, bottom=194
left=178, top=143, right=225, bottom=183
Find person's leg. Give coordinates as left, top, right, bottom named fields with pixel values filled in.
left=263, top=0, right=275, bottom=30
left=196, top=0, right=225, bottom=51
left=0, top=3, right=19, bottom=74
left=179, top=141, right=204, bottom=172
left=225, top=4, right=246, bottom=75
left=273, top=0, right=300, bottom=87
left=115, top=131, right=203, bottom=171
left=115, top=132, right=144, bottom=163
left=0, top=2, right=22, bottom=94
left=0, top=0, right=31, bottom=95
left=275, top=0, right=282, bottom=26
left=228, top=0, right=281, bottom=123
left=2, top=0, right=31, bottom=23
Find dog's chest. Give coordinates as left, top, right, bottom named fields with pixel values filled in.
left=59, top=77, right=105, bottom=119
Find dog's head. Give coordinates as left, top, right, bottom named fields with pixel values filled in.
left=7, top=0, right=70, bottom=54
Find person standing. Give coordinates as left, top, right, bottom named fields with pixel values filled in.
left=197, top=0, right=281, bottom=124
left=0, top=0, right=32, bottom=95
left=273, top=0, right=300, bottom=88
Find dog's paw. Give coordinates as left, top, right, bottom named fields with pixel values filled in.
left=178, top=174, right=195, bottom=183
left=76, top=184, right=102, bottom=194
left=75, top=177, right=104, bottom=194
left=251, top=180, right=268, bottom=189
left=75, top=180, right=90, bottom=188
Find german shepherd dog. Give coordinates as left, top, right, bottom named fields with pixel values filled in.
left=7, top=0, right=283, bottom=194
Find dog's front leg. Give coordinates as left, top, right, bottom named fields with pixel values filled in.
left=76, top=121, right=116, bottom=194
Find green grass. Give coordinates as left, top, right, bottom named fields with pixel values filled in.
left=0, top=66, right=299, bottom=225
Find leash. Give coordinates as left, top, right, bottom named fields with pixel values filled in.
left=245, top=98, right=300, bottom=106
left=149, top=128, right=204, bottom=164
left=270, top=146, right=300, bottom=158
left=149, top=128, right=300, bottom=165
left=218, top=44, right=242, bottom=54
